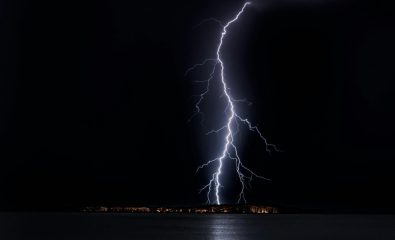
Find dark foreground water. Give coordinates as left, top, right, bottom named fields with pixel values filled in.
left=1, top=213, right=395, bottom=239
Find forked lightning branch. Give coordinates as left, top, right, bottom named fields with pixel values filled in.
left=187, top=2, right=278, bottom=205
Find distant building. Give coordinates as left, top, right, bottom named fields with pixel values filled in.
left=249, top=205, right=278, bottom=214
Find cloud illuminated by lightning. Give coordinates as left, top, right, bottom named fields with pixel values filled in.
left=187, top=1, right=278, bottom=205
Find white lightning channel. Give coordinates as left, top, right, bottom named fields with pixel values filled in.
left=188, top=2, right=278, bottom=205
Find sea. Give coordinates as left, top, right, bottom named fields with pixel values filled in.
left=1, top=213, right=394, bottom=239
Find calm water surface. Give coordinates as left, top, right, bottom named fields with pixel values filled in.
left=1, top=213, right=395, bottom=239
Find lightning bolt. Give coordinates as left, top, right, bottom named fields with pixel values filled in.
left=187, top=2, right=278, bottom=205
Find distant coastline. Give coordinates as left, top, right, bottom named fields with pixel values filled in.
left=82, top=205, right=278, bottom=214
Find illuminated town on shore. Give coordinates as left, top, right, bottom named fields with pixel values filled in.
left=82, top=205, right=278, bottom=214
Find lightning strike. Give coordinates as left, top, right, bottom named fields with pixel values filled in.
left=188, top=2, right=278, bottom=205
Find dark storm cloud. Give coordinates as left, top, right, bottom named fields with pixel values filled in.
left=251, top=0, right=342, bottom=9
left=1, top=0, right=395, bottom=212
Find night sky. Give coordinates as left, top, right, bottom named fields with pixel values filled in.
left=1, top=0, right=395, bottom=211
